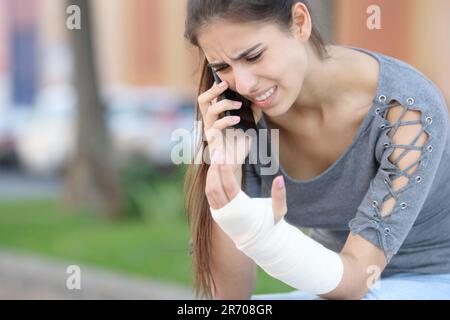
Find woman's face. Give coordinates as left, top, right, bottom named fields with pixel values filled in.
left=197, top=19, right=311, bottom=117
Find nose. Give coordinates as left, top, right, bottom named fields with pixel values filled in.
left=233, top=67, right=258, bottom=97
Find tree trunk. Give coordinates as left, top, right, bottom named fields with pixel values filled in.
left=63, top=0, right=124, bottom=218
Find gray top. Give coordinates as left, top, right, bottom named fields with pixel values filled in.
left=243, top=46, right=450, bottom=277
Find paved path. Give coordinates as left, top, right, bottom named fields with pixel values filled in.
left=0, top=250, right=195, bottom=300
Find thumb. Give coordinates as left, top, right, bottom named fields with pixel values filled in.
left=271, top=175, right=287, bottom=224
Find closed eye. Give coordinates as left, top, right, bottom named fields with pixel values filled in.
left=246, top=52, right=263, bottom=62
left=214, top=51, right=265, bottom=72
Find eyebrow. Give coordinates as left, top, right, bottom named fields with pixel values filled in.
left=207, top=43, right=263, bottom=69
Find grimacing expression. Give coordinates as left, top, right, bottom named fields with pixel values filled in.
left=198, top=19, right=309, bottom=117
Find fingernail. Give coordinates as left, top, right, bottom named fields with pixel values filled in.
left=233, top=101, right=242, bottom=107
left=219, top=81, right=227, bottom=88
left=232, top=116, right=240, bottom=123
left=276, top=176, right=285, bottom=189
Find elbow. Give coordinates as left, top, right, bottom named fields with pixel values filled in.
left=351, top=282, right=373, bottom=300
left=320, top=252, right=374, bottom=300
left=320, top=285, right=369, bottom=300
left=342, top=287, right=370, bottom=300
left=345, top=287, right=370, bottom=300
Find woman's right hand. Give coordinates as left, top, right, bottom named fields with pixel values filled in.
left=198, top=81, right=256, bottom=175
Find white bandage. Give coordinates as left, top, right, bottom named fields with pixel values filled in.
left=210, top=191, right=344, bottom=295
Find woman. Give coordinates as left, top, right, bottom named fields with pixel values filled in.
left=184, top=0, right=450, bottom=300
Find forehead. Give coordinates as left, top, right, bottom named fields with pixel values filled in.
left=197, top=19, right=283, bottom=61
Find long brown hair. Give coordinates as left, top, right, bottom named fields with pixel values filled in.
left=184, top=0, right=329, bottom=299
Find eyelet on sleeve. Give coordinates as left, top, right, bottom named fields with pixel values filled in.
left=350, top=93, right=448, bottom=264
left=379, top=95, right=387, bottom=103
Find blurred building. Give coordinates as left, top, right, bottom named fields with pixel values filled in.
left=0, top=0, right=448, bottom=106
left=0, top=0, right=197, bottom=103
left=0, top=0, right=41, bottom=108
left=0, top=1, right=8, bottom=79
left=334, top=0, right=450, bottom=106
left=91, top=0, right=197, bottom=94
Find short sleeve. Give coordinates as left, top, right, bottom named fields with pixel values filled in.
left=349, top=94, right=449, bottom=262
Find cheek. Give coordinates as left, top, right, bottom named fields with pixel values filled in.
left=278, top=60, right=306, bottom=100
left=276, top=50, right=307, bottom=87
left=276, top=62, right=306, bottom=112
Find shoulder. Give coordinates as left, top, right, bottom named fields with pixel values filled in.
left=380, top=54, right=449, bottom=121
left=365, top=52, right=450, bottom=165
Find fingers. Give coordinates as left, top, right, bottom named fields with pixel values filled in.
left=198, top=81, right=229, bottom=122
left=211, top=115, right=241, bottom=131
left=198, top=81, right=245, bottom=134
left=204, top=116, right=240, bottom=157
left=205, top=150, right=241, bottom=210
left=205, top=152, right=229, bottom=210
left=205, top=99, right=242, bottom=128
left=271, top=176, right=287, bottom=224
left=218, top=152, right=240, bottom=201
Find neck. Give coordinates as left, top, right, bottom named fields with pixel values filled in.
left=266, top=45, right=377, bottom=133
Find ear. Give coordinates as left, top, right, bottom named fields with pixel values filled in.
left=290, top=2, right=312, bottom=41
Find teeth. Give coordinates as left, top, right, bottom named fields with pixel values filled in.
left=255, top=87, right=275, bottom=101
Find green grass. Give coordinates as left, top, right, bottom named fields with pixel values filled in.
left=0, top=198, right=193, bottom=285
left=0, top=167, right=293, bottom=295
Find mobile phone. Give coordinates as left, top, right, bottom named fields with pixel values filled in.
left=211, top=70, right=258, bottom=132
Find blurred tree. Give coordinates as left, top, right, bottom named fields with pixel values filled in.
left=63, top=0, right=124, bottom=218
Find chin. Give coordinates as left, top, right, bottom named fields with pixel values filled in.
left=262, top=102, right=290, bottom=118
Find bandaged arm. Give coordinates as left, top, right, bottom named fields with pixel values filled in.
left=210, top=191, right=344, bottom=295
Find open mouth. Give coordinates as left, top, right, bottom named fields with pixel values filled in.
left=251, top=86, right=277, bottom=108
left=255, top=86, right=276, bottom=101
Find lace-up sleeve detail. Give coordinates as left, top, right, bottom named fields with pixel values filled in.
left=349, top=94, right=449, bottom=262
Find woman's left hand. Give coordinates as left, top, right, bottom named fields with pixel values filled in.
left=206, top=151, right=288, bottom=224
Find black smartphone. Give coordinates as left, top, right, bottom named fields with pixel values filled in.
left=211, top=70, right=258, bottom=132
